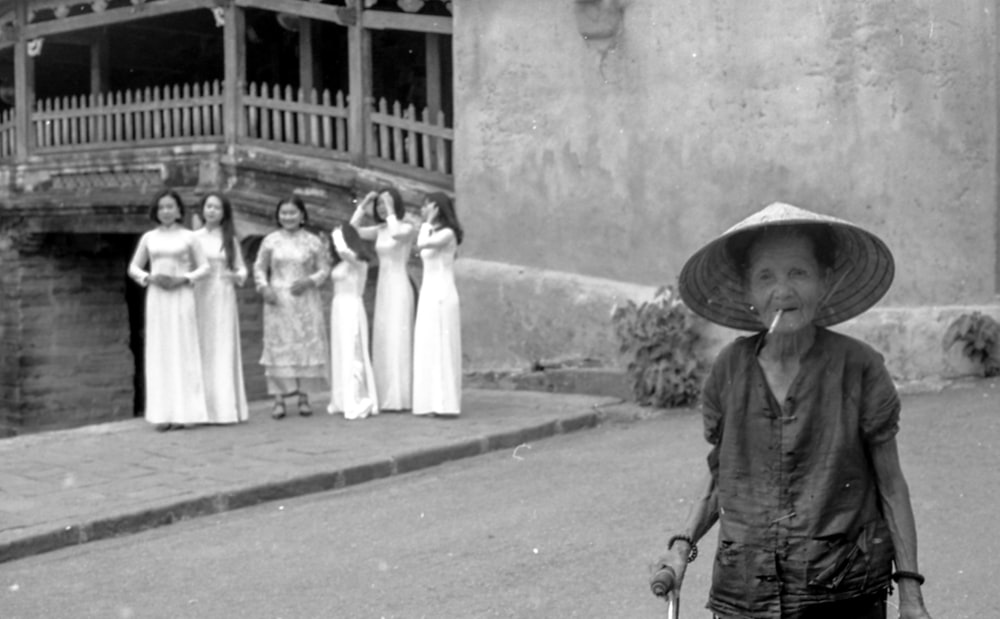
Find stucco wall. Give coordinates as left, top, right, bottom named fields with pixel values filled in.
left=454, top=0, right=998, bottom=306
left=457, top=258, right=652, bottom=371
left=3, top=233, right=135, bottom=434
left=0, top=232, right=22, bottom=437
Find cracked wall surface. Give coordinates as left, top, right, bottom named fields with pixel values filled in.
left=455, top=0, right=997, bottom=306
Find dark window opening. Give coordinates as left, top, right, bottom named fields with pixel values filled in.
left=372, top=29, right=453, bottom=126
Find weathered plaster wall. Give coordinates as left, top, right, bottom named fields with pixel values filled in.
left=9, top=233, right=134, bottom=433
left=457, top=258, right=651, bottom=371
left=455, top=0, right=998, bottom=307
left=0, top=231, right=23, bottom=437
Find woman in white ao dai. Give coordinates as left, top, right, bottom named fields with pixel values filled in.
left=193, top=192, right=249, bottom=424
left=350, top=187, right=417, bottom=411
left=412, top=192, right=463, bottom=417
left=127, top=189, right=210, bottom=431
left=327, top=224, right=378, bottom=420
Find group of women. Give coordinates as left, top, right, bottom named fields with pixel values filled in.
left=127, top=186, right=463, bottom=432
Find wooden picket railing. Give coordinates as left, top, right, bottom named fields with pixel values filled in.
left=0, top=81, right=454, bottom=183
left=32, top=81, right=224, bottom=152
left=243, top=83, right=350, bottom=155
left=369, top=97, right=453, bottom=177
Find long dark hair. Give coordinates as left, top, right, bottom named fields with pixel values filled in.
left=372, top=186, right=406, bottom=224
left=149, top=188, right=186, bottom=224
left=200, top=192, right=239, bottom=271
left=425, top=192, right=463, bottom=245
left=331, top=222, right=374, bottom=266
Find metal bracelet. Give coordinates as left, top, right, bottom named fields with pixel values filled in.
left=667, top=534, right=698, bottom=563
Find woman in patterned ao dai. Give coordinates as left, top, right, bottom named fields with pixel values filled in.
left=127, top=189, right=210, bottom=431
left=254, top=197, right=330, bottom=420
left=327, top=224, right=378, bottom=420
left=193, top=192, right=249, bottom=424
left=412, top=192, right=463, bottom=417
left=350, top=187, right=417, bottom=411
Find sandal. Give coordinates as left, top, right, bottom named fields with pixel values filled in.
left=271, top=400, right=286, bottom=420
left=298, top=395, right=312, bottom=417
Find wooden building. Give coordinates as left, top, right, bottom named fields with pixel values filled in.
left=0, top=0, right=454, bottom=435
left=4, top=0, right=999, bottom=436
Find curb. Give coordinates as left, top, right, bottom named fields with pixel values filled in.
left=0, top=411, right=601, bottom=565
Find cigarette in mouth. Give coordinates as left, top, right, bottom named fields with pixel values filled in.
left=768, top=309, right=784, bottom=334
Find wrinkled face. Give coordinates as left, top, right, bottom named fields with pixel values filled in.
left=746, top=233, right=829, bottom=334
left=278, top=202, right=304, bottom=230
left=202, top=195, right=224, bottom=226
left=157, top=195, right=181, bottom=225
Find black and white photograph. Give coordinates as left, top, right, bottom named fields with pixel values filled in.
left=1, top=1, right=996, bottom=617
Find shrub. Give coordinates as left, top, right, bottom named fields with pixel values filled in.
left=942, top=311, right=1000, bottom=378
left=611, top=285, right=706, bottom=407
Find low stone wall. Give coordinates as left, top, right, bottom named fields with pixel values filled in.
left=2, top=240, right=993, bottom=436
left=456, top=258, right=651, bottom=372
left=457, top=259, right=1000, bottom=393
left=697, top=306, right=1000, bottom=391
left=839, top=305, right=1000, bottom=387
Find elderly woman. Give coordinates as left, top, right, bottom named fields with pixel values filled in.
left=652, top=203, right=932, bottom=619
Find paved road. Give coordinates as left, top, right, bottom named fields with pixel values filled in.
left=0, top=390, right=610, bottom=562
left=2, top=379, right=998, bottom=618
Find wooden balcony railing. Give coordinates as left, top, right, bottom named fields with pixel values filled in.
left=370, top=97, right=452, bottom=177
left=0, top=80, right=454, bottom=184
left=243, top=83, right=350, bottom=156
left=32, top=82, right=224, bottom=152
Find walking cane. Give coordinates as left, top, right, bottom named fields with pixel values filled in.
left=650, top=565, right=680, bottom=619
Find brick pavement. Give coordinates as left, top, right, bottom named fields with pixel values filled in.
left=0, top=389, right=638, bottom=564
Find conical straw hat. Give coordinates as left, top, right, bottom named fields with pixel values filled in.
left=678, top=202, right=895, bottom=331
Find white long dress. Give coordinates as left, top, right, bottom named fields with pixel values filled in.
left=193, top=228, right=249, bottom=424
left=127, top=226, right=210, bottom=425
left=371, top=225, right=416, bottom=410
left=412, top=227, right=462, bottom=416
left=327, top=256, right=378, bottom=420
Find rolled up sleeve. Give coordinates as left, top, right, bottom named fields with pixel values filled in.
left=860, top=355, right=901, bottom=446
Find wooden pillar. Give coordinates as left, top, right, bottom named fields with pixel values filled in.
left=347, top=15, right=371, bottom=163
left=90, top=31, right=110, bottom=95
left=425, top=32, right=442, bottom=170
left=299, top=18, right=315, bottom=95
left=222, top=2, right=246, bottom=146
left=13, top=0, right=33, bottom=161
left=425, top=33, right=442, bottom=119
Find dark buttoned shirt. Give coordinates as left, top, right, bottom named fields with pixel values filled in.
left=701, top=328, right=899, bottom=618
